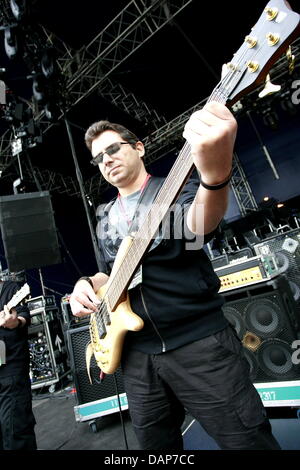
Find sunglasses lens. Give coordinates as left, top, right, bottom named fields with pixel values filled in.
left=90, top=142, right=128, bottom=166
left=106, top=143, right=120, bottom=156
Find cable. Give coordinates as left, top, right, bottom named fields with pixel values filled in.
left=25, top=271, right=73, bottom=295
left=57, top=230, right=83, bottom=277
left=113, top=373, right=129, bottom=450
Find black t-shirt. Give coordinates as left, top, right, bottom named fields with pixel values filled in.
left=0, top=281, right=31, bottom=378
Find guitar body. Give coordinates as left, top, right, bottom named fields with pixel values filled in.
left=90, top=286, right=144, bottom=374
left=88, top=235, right=144, bottom=375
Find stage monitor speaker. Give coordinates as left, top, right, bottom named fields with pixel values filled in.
left=67, top=325, right=125, bottom=405
left=222, top=275, right=300, bottom=383
left=0, top=191, right=61, bottom=271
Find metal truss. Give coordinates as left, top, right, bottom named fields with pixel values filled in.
left=99, top=78, right=167, bottom=130
left=142, top=103, right=259, bottom=216
left=0, top=0, right=191, bottom=188
left=60, top=0, right=193, bottom=108
left=1, top=4, right=298, bottom=213
left=230, top=153, right=258, bottom=216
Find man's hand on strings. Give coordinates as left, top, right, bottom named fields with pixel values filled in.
left=70, top=279, right=101, bottom=318
left=69, top=273, right=109, bottom=318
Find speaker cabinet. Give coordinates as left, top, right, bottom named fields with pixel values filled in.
left=67, top=325, right=125, bottom=405
left=222, top=275, right=300, bottom=383
left=0, top=191, right=61, bottom=271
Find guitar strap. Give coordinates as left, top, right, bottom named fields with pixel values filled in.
left=96, top=176, right=165, bottom=271
left=128, top=175, right=164, bottom=236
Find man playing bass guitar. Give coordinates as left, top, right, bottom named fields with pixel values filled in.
left=70, top=101, right=280, bottom=450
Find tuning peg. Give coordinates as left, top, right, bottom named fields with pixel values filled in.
left=258, top=74, right=281, bottom=99
left=286, top=46, right=295, bottom=74
left=265, top=6, right=278, bottom=21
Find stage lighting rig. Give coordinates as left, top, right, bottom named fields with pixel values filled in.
left=11, top=137, right=22, bottom=156
left=41, top=47, right=58, bottom=79
left=4, top=26, right=19, bottom=59
left=261, top=105, right=279, bottom=130
left=9, top=0, right=27, bottom=22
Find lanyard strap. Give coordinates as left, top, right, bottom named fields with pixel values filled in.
left=117, top=173, right=151, bottom=228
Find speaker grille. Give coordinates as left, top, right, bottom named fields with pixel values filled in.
left=245, top=298, right=282, bottom=337
left=67, top=325, right=125, bottom=405
left=257, top=339, right=295, bottom=380
left=222, top=305, right=246, bottom=339
left=223, top=275, right=300, bottom=383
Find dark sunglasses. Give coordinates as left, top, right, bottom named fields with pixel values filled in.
left=90, top=142, right=133, bottom=166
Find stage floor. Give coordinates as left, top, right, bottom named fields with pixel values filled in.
left=31, top=383, right=300, bottom=451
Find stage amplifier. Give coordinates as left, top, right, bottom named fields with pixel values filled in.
left=222, top=275, right=300, bottom=383
left=66, top=324, right=125, bottom=406
left=28, top=296, right=69, bottom=390
left=214, top=254, right=279, bottom=292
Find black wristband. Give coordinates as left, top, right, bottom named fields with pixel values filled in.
left=201, top=170, right=232, bottom=190
left=78, top=276, right=94, bottom=288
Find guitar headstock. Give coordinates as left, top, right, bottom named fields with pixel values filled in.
left=223, top=0, right=300, bottom=105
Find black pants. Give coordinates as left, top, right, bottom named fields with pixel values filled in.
left=0, top=374, right=37, bottom=450
left=121, top=326, right=281, bottom=450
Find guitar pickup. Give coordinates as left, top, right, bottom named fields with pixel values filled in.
left=98, top=326, right=106, bottom=339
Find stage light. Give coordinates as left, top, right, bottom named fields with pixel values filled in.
left=13, top=178, right=26, bottom=194
left=44, top=102, right=60, bottom=121
left=11, top=138, right=22, bottom=156
left=32, top=77, right=45, bottom=102
left=10, top=0, right=26, bottom=21
left=280, top=91, right=298, bottom=116
left=4, top=28, right=18, bottom=59
left=41, top=48, right=57, bottom=79
left=0, top=79, right=5, bottom=105
left=262, top=107, right=279, bottom=130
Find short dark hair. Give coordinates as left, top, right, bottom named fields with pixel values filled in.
left=84, top=120, right=139, bottom=151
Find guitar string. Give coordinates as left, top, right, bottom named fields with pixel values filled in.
left=94, top=14, right=278, bottom=333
